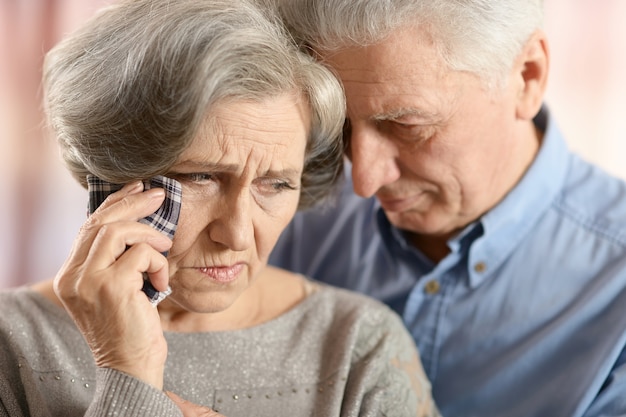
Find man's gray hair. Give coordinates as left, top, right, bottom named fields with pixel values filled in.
left=273, top=0, right=544, bottom=88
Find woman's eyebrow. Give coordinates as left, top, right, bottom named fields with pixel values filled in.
left=172, top=161, right=239, bottom=172
left=171, top=161, right=301, bottom=177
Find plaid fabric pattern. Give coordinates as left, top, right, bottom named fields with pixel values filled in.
left=86, top=175, right=182, bottom=306
left=137, top=177, right=182, bottom=250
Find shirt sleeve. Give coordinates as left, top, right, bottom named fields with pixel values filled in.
left=581, top=347, right=626, bottom=417
left=341, top=306, right=441, bottom=417
left=86, top=368, right=182, bottom=417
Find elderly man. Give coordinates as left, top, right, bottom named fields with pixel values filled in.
left=269, top=1, right=626, bottom=416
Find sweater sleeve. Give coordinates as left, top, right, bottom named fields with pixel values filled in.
left=86, top=368, right=182, bottom=417
left=0, top=374, right=27, bottom=417
left=341, top=306, right=441, bottom=417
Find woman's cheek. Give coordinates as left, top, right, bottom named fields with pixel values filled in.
left=166, top=210, right=200, bottom=260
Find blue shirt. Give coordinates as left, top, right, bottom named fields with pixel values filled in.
left=270, top=106, right=626, bottom=417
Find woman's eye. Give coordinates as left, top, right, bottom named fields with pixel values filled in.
left=180, top=173, right=213, bottom=183
left=272, top=181, right=297, bottom=191
left=255, top=178, right=298, bottom=193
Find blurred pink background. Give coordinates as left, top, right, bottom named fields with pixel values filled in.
left=1, top=0, right=625, bottom=288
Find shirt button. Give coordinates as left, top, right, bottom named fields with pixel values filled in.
left=424, top=280, right=440, bottom=295
left=474, top=262, right=487, bottom=273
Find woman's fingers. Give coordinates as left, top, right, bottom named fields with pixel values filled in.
left=166, top=392, right=227, bottom=417
left=84, top=221, right=172, bottom=273
left=83, top=184, right=168, bottom=254
left=52, top=181, right=174, bottom=389
left=60, top=183, right=168, bottom=271
left=55, top=189, right=173, bottom=303
left=113, top=242, right=171, bottom=292
left=56, top=181, right=171, bottom=281
left=61, top=241, right=170, bottom=303
left=94, top=182, right=165, bottom=220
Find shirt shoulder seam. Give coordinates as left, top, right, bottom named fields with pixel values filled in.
left=552, top=196, right=626, bottom=247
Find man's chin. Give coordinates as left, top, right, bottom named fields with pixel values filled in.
left=386, top=210, right=458, bottom=237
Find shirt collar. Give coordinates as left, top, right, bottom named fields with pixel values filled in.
left=469, top=105, right=570, bottom=287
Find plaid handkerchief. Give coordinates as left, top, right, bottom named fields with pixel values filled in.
left=86, top=175, right=182, bottom=306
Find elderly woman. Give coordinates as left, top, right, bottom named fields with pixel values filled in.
left=0, top=0, right=440, bottom=416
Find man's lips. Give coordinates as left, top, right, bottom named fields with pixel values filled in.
left=377, top=193, right=423, bottom=213
left=195, top=264, right=244, bottom=283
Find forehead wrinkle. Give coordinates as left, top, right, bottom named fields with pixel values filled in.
left=220, top=136, right=291, bottom=177
left=177, top=128, right=300, bottom=179
left=176, top=95, right=307, bottom=180
left=209, top=110, right=299, bottom=155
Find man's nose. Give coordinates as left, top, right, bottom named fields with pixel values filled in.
left=348, top=126, right=401, bottom=197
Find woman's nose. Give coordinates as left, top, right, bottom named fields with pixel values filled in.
left=209, top=191, right=254, bottom=251
left=348, top=126, right=401, bottom=197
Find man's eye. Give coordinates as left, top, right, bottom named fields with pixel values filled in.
left=391, top=121, right=421, bottom=133
left=383, top=121, right=435, bottom=144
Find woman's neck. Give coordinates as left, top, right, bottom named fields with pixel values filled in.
left=158, top=266, right=309, bottom=333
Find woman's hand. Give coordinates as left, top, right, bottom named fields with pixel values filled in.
left=54, top=181, right=173, bottom=388
left=166, top=392, right=227, bottom=417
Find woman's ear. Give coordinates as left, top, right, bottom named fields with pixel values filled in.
left=514, top=30, right=550, bottom=120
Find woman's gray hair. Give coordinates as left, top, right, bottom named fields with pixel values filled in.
left=43, top=0, right=345, bottom=209
left=273, top=0, right=544, bottom=88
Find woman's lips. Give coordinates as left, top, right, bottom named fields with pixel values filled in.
left=196, top=264, right=244, bottom=283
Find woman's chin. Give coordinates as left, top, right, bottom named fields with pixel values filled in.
left=158, top=292, right=237, bottom=315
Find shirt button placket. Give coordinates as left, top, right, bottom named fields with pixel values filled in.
left=424, top=279, right=440, bottom=295
left=474, top=261, right=487, bottom=274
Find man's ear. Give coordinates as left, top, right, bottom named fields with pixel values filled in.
left=514, top=30, right=550, bottom=120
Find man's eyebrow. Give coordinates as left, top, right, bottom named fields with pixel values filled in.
left=372, top=108, right=437, bottom=122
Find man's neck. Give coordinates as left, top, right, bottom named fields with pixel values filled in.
left=406, top=232, right=452, bottom=263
